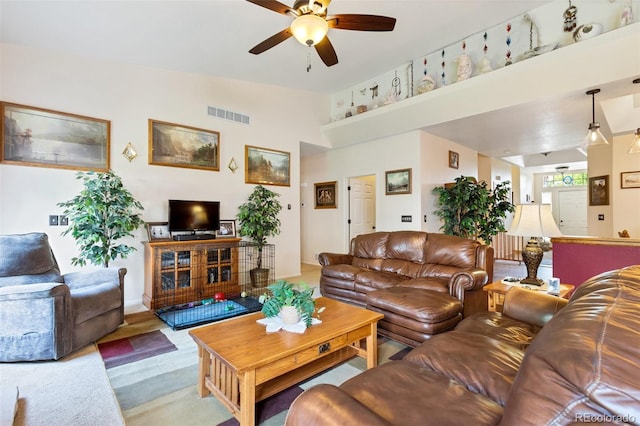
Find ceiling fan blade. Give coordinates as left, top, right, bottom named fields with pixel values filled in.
left=315, top=37, right=338, bottom=67
left=249, top=28, right=293, bottom=54
left=327, top=14, right=396, bottom=31
left=245, top=0, right=294, bottom=16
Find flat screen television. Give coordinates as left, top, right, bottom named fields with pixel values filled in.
left=168, top=200, right=220, bottom=234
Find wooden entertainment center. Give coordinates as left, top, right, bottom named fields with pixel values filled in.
left=143, top=238, right=242, bottom=310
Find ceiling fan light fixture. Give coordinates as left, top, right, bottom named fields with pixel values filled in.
left=291, top=14, right=328, bottom=46
left=628, top=128, right=640, bottom=154
left=583, top=89, right=610, bottom=147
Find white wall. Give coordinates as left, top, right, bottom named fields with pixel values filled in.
left=300, top=129, right=480, bottom=263
left=300, top=131, right=422, bottom=263
left=420, top=132, right=479, bottom=233
left=0, top=43, right=330, bottom=307
left=612, top=133, right=640, bottom=238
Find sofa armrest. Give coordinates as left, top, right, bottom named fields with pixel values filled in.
left=285, top=384, right=391, bottom=426
left=64, top=267, right=126, bottom=324
left=449, top=269, right=488, bottom=300
left=503, top=286, right=568, bottom=327
left=318, top=253, right=354, bottom=267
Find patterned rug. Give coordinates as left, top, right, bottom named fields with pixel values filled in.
left=98, top=330, right=177, bottom=368
left=98, top=310, right=410, bottom=426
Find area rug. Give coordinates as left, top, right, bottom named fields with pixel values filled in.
left=98, top=330, right=177, bottom=368
left=100, top=310, right=410, bottom=426
left=0, top=344, right=124, bottom=426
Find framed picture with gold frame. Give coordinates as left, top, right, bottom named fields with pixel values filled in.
left=314, top=181, right=337, bottom=209
left=1, top=102, right=110, bottom=171
left=245, top=145, right=290, bottom=186
left=148, top=119, right=219, bottom=171
left=385, top=168, right=412, bottom=195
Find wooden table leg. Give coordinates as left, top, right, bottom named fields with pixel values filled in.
left=239, top=369, right=256, bottom=426
left=366, top=323, right=378, bottom=369
left=196, top=345, right=210, bottom=397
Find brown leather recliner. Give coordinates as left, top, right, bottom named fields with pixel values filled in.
left=319, top=231, right=493, bottom=346
left=286, top=265, right=640, bottom=426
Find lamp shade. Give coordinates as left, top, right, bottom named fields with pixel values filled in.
left=290, top=14, right=328, bottom=46
left=628, top=128, right=640, bottom=154
left=584, top=122, right=609, bottom=146
left=507, top=204, right=562, bottom=238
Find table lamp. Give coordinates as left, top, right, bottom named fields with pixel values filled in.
left=507, top=204, right=562, bottom=285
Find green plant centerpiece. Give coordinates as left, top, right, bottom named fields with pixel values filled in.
left=57, top=170, right=144, bottom=267
left=236, top=185, right=282, bottom=287
left=432, top=175, right=514, bottom=243
left=260, top=280, right=316, bottom=327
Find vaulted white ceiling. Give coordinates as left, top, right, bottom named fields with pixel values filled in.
left=1, top=1, right=638, bottom=170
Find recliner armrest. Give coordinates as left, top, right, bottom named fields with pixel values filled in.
left=63, top=267, right=126, bottom=290
left=318, top=253, right=354, bottom=267
left=0, top=282, right=69, bottom=300
left=449, top=269, right=488, bottom=300
left=285, top=384, right=391, bottom=426
left=503, top=286, right=568, bottom=327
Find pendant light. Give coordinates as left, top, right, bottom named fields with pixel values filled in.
left=628, top=128, right=640, bottom=154
left=583, top=89, right=609, bottom=147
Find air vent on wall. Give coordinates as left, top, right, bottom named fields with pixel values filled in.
left=207, top=106, right=250, bottom=125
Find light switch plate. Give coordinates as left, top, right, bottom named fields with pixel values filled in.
left=49, top=215, right=59, bottom=226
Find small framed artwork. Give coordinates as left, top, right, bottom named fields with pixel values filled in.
left=1, top=102, right=110, bottom=171
left=146, top=222, right=171, bottom=242
left=314, top=181, right=337, bottom=209
left=148, top=119, right=220, bottom=172
left=449, top=151, right=459, bottom=169
left=621, top=171, right=640, bottom=189
left=385, top=168, right=412, bottom=195
left=589, top=175, right=609, bottom=206
left=245, top=145, right=290, bottom=186
left=217, top=220, right=237, bottom=238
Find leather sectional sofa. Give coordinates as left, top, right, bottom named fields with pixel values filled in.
left=286, top=265, right=640, bottom=426
left=319, top=231, right=493, bottom=346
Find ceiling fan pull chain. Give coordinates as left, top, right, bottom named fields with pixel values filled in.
left=306, top=51, right=312, bottom=72
left=563, top=0, right=578, bottom=32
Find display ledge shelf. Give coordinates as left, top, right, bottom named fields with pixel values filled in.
left=321, top=23, right=640, bottom=149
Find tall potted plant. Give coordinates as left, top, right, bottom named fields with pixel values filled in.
left=432, top=175, right=514, bottom=243
left=236, top=185, right=282, bottom=287
left=58, top=170, right=144, bottom=267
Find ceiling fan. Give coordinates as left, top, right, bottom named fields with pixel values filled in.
left=246, top=0, right=396, bottom=67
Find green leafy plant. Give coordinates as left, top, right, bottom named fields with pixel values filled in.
left=260, top=280, right=316, bottom=327
left=236, top=185, right=282, bottom=285
left=432, top=175, right=514, bottom=243
left=58, top=170, right=144, bottom=267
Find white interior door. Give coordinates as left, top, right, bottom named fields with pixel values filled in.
left=349, top=175, right=376, bottom=242
left=558, top=189, right=588, bottom=236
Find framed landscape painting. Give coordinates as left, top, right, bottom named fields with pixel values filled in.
left=245, top=145, right=290, bottom=186
left=1, top=102, right=110, bottom=171
left=148, top=119, right=219, bottom=171
left=385, top=168, right=412, bottom=195
left=621, top=171, right=640, bottom=189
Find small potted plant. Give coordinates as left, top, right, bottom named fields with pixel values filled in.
left=236, top=185, right=282, bottom=287
left=260, top=280, right=316, bottom=327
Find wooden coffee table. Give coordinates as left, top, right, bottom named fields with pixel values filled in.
left=188, top=297, right=384, bottom=425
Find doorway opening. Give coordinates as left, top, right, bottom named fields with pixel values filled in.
left=347, top=175, right=376, bottom=248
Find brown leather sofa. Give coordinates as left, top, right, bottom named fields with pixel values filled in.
left=319, top=231, right=493, bottom=346
left=286, top=265, right=640, bottom=426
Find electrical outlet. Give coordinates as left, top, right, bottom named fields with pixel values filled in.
left=59, top=215, right=69, bottom=226
left=49, top=215, right=59, bottom=226
left=598, top=214, right=605, bottom=221
left=401, top=215, right=412, bottom=223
